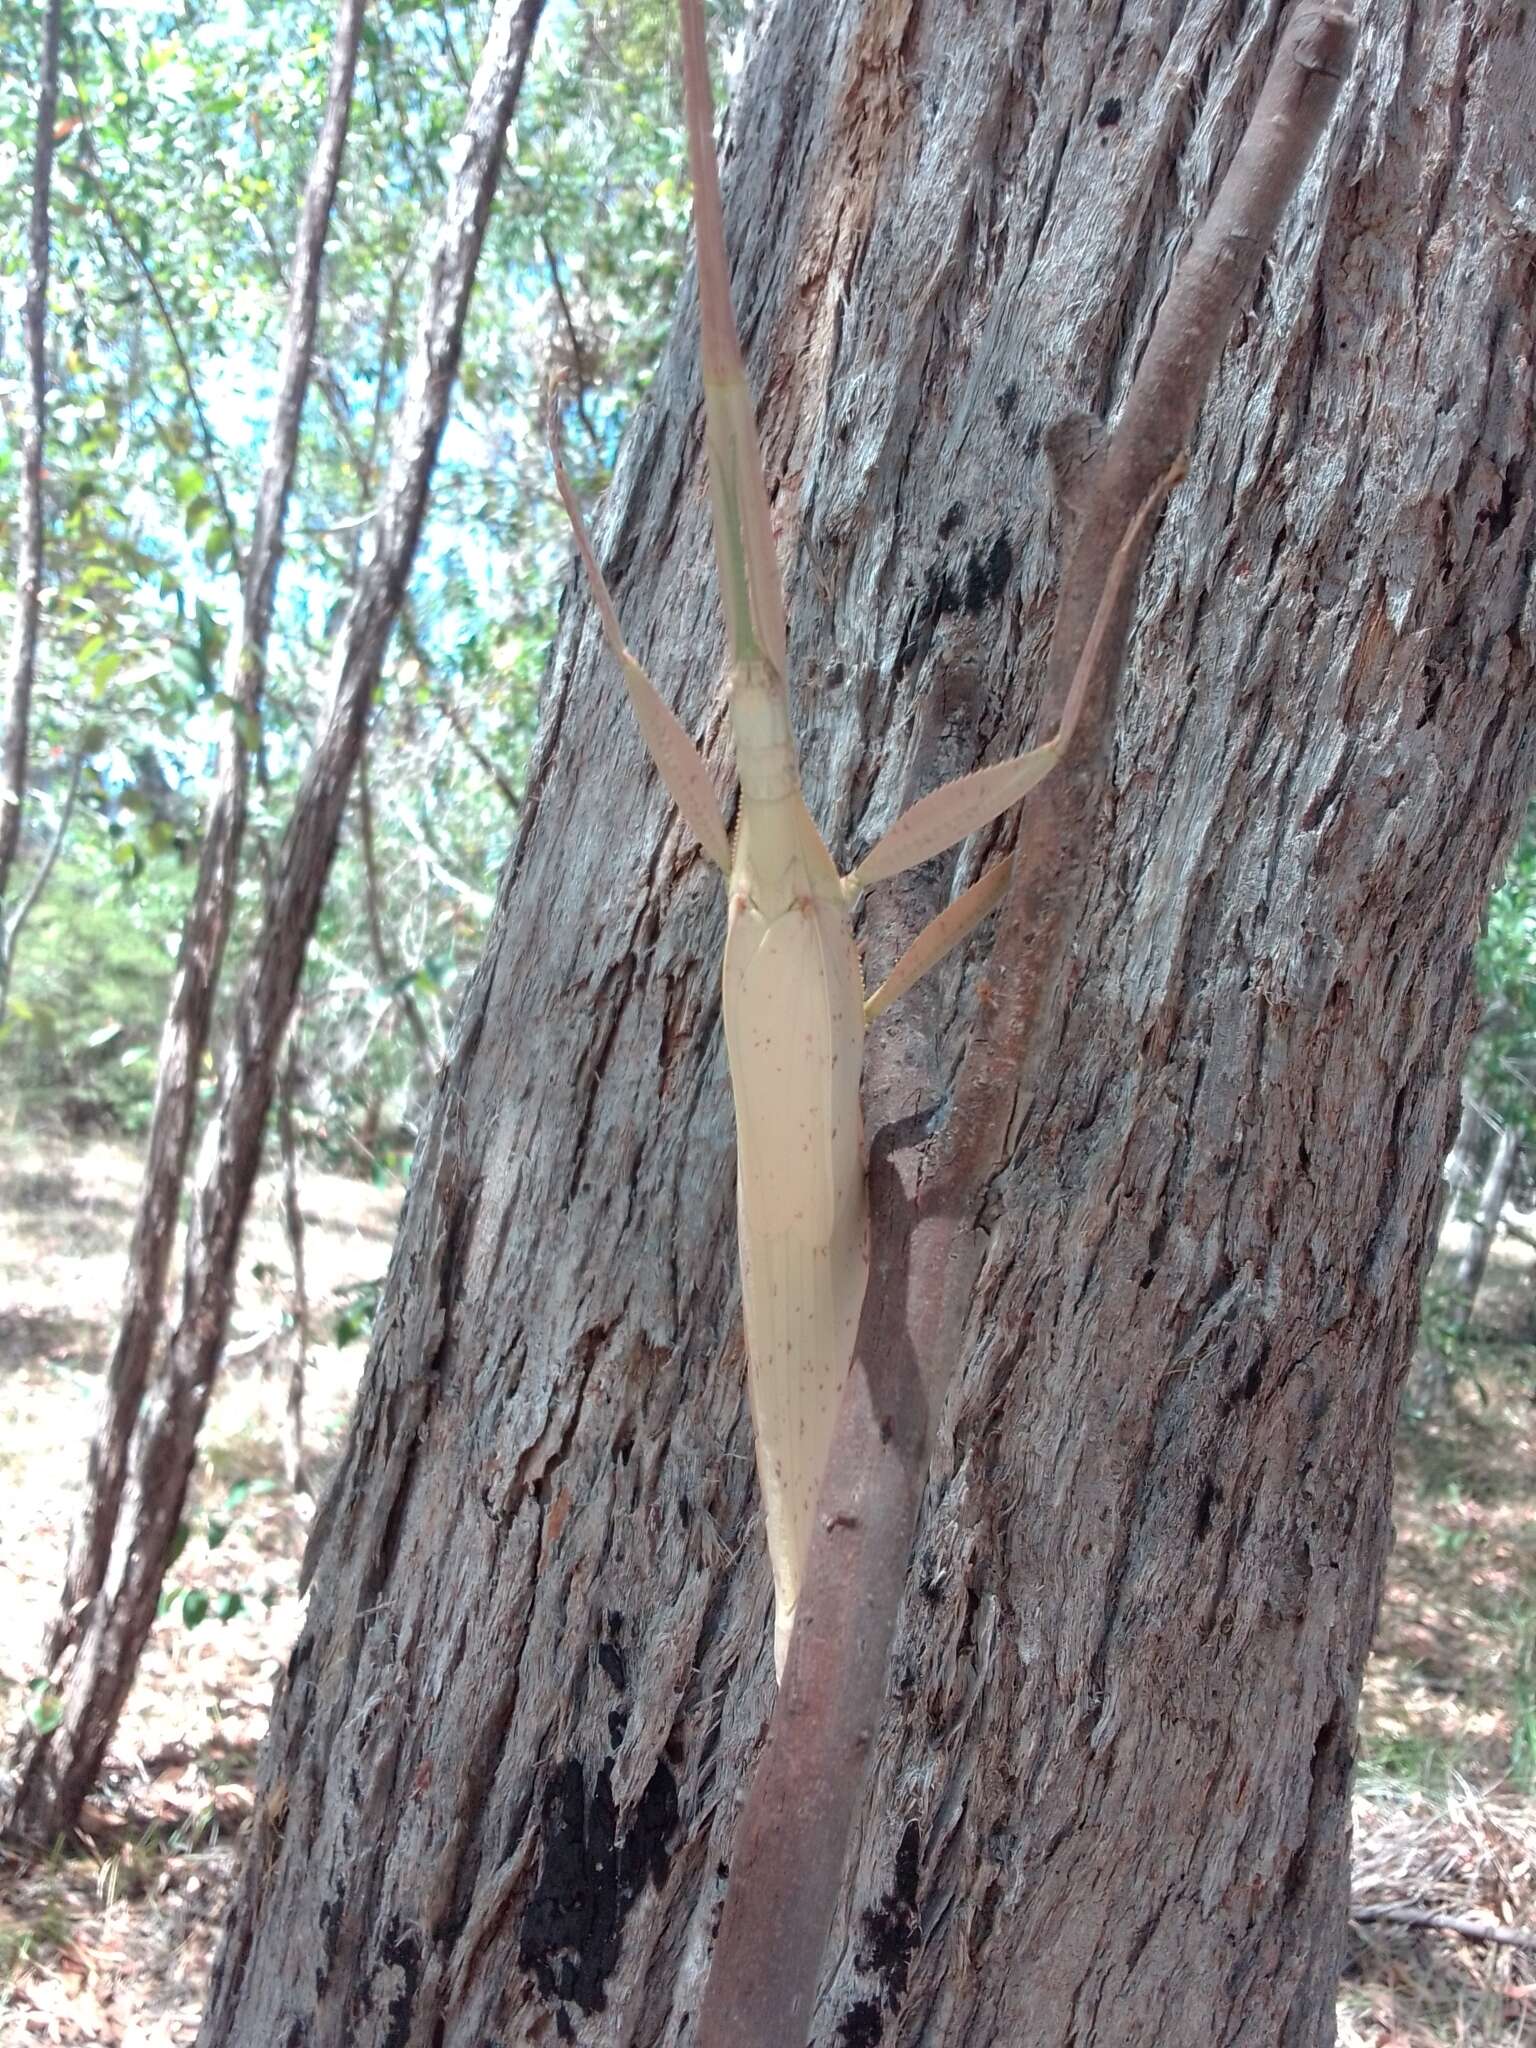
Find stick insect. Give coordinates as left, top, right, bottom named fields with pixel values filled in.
left=551, top=0, right=1179, bottom=1679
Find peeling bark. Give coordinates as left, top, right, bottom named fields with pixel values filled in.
left=203, top=2, right=1535, bottom=2044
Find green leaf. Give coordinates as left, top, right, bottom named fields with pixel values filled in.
left=213, top=1591, right=244, bottom=1621
left=224, top=1477, right=278, bottom=1512
left=27, top=1685, right=63, bottom=1736
left=181, top=1589, right=210, bottom=1629
left=206, top=1517, right=229, bottom=1549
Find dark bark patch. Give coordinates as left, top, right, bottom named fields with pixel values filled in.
left=1096, top=94, right=1122, bottom=128
left=838, top=1998, right=885, bottom=2047
left=520, top=1761, right=611, bottom=2009
left=378, top=1919, right=422, bottom=2048
left=894, top=530, right=1012, bottom=676
left=855, top=1820, right=922, bottom=2008
left=1281, top=1706, right=1350, bottom=1911
left=316, top=1886, right=344, bottom=1997
left=963, top=533, right=1014, bottom=613
left=519, top=1756, right=678, bottom=2015
left=938, top=500, right=967, bottom=541
left=608, top=1709, right=629, bottom=1749
left=1487, top=454, right=1524, bottom=541
left=1194, top=1475, right=1219, bottom=1541
left=621, top=1757, right=679, bottom=1899
left=995, top=381, right=1020, bottom=420
left=894, top=565, right=959, bottom=677
left=597, top=1640, right=627, bottom=1692
left=972, top=1872, right=1003, bottom=1950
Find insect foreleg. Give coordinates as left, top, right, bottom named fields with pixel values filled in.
left=863, top=854, right=1014, bottom=1021
left=845, top=459, right=1186, bottom=900
left=549, top=390, right=732, bottom=872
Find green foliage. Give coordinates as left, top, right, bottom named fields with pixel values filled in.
left=3, top=803, right=190, bottom=1130
left=0, top=0, right=745, bottom=1152
left=24, top=1677, right=63, bottom=1737
left=158, top=1477, right=279, bottom=1629
left=332, top=1276, right=381, bottom=1347
left=1475, top=802, right=1536, bottom=1147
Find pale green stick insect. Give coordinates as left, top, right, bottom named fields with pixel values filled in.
left=551, top=0, right=1180, bottom=1678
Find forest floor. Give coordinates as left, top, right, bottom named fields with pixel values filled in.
left=0, top=1133, right=401, bottom=2046
left=1, top=1138, right=1534, bottom=2045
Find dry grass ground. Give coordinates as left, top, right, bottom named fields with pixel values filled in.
left=1340, top=1224, right=1536, bottom=2046
left=0, top=1134, right=400, bottom=2045
left=0, top=1140, right=1533, bottom=2044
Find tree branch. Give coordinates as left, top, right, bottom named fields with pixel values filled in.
left=1353, top=1902, right=1536, bottom=1952
left=696, top=8, right=1357, bottom=2041
left=398, top=602, right=523, bottom=811
left=86, top=171, right=246, bottom=578
left=0, top=747, right=83, bottom=1019
left=542, top=230, right=603, bottom=454
left=0, top=0, right=63, bottom=932
left=276, top=1018, right=311, bottom=1497
left=5, top=0, right=549, bottom=1849
left=1, top=0, right=368, bottom=1841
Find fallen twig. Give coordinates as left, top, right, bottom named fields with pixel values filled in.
left=1352, top=1902, right=1536, bottom=1951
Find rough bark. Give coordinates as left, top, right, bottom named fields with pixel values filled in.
left=0, top=0, right=64, bottom=1010
left=204, top=2, right=1535, bottom=2045
left=701, top=15, right=1352, bottom=2034
left=2, top=0, right=548, bottom=1844
left=1452, top=1119, right=1519, bottom=1328
left=12, top=0, right=365, bottom=1747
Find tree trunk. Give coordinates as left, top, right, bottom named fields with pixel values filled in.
left=13, top=0, right=364, bottom=1737
left=203, top=2, right=1535, bottom=2044
left=0, top=0, right=63, bottom=1017
left=2, top=0, right=548, bottom=1845
left=1434, top=1079, right=1487, bottom=1243
left=1, top=748, right=84, bottom=995
left=277, top=1022, right=310, bottom=1497
left=1453, top=1120, right=1519, bottom=1330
